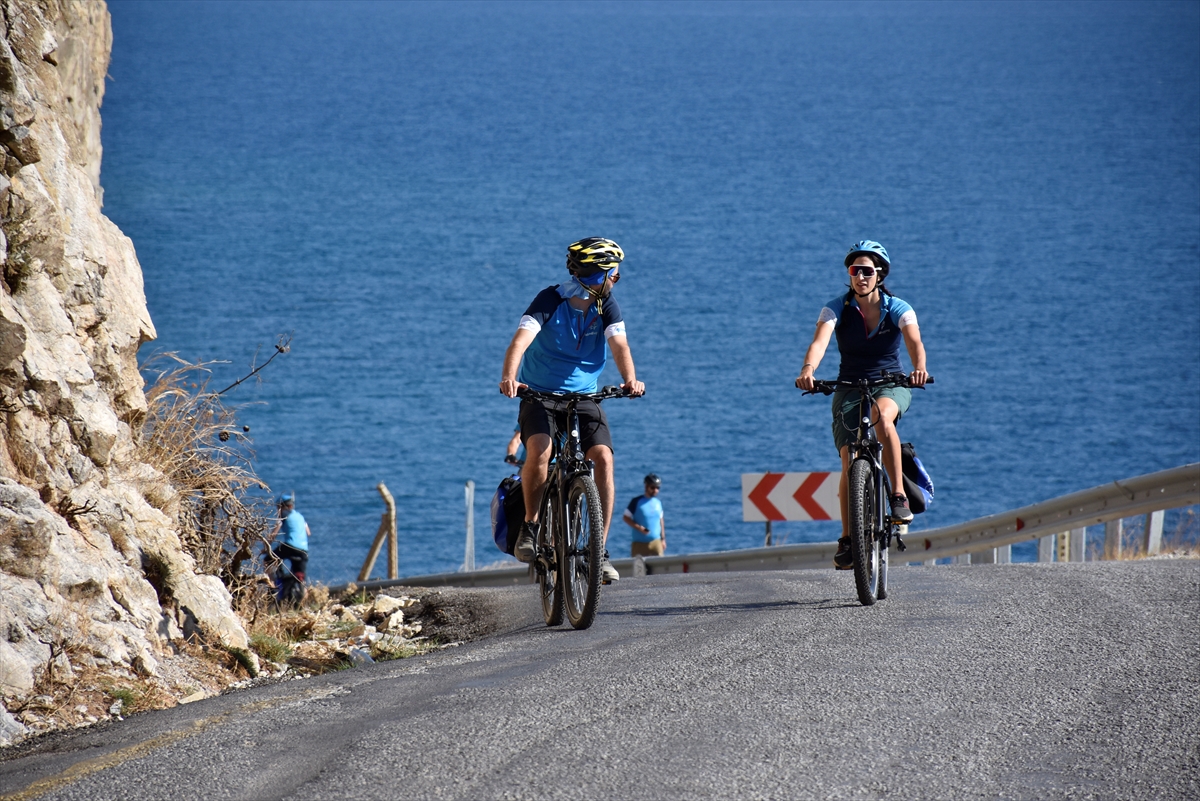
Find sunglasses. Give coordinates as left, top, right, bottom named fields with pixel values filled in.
left=578, top=269, right=619, bottom=287
left=849, top=265, right=877, bottom=277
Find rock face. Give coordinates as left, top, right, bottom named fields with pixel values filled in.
left=0, top=0, right=249, bottom=745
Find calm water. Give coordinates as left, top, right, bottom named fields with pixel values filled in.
left=101, top=1, right=1200, bottom=581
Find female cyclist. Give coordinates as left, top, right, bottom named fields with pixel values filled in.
left=795, top=241, right=929, bottom=570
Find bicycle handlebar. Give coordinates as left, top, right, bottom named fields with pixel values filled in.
left=801, top=371, right=935, bottom=397
left=516, top=385, right=637, bottom=402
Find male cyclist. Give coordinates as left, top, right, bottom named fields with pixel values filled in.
left=795, top=241, right=928, bottom=570
left=499, top=237, right=645, bottom=582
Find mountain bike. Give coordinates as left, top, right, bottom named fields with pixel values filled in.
left=516, top=385, right=632, bottom=630
left=802, top=371, right=933, bottom=606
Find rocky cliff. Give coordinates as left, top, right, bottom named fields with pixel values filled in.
left=0, top=0, right=250, bottom=746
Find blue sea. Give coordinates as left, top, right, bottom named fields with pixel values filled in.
left=101, top=1, right=1200, bottom=582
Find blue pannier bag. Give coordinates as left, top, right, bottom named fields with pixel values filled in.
left=901, top=442, right=934, bottom=514
left=491, top=475, right=526, bottom=555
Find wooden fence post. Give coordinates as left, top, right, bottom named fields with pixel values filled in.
left=379, top=483, right=398, bottom=580
left=358, top=514, right=388, bottom=582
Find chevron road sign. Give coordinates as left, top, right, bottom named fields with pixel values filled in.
left=742, top=472, right=841, bottom=522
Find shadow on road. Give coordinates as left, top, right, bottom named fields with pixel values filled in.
left=602, top=598, right=858, bottom=617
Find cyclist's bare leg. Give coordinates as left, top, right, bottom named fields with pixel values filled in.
left=586, top=443, right=615, bottom=543
left=838, top=446, right=851, bottom=539
left=872, top=398, right=903, bottom=498
left=521, top=433, right=552, bottom=523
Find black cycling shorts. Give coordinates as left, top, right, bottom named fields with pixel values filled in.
left=519, top=397, right=613, bottom=455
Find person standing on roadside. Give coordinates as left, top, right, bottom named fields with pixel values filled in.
left=498, top=237, right=645, bottom=583
left=623, top=473, right=665, bottom=557
left=504, top=426, right=525, bottom=466
left=268, top=493, right=311, bottom=602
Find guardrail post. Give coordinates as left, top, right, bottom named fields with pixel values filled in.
left=971, top=547, right=996, bottom=564
left=1038, top=535, right=1054, bottom=562
left=1069, top=526, right=1086, bottom=562
left=464, top=480, right=475, bottom=572
left=1144, top=510, right=1164, bottom=555
left=1104, top=518, right=1122, bottom=560
left=953, top=553, right=970, bottom=565
left=996, top=544, right=1011, bottom=564
left=1056, top=532, right=1070, bottom=562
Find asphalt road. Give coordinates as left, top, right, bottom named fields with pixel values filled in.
left=2, top=561, right=1197, bottom=800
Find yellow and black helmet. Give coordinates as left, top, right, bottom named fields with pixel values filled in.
left=566, top=237, right=624, bottom=281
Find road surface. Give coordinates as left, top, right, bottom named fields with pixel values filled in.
left=2, top=561, right=1197, bottom=800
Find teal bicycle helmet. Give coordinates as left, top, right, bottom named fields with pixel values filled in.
left=844, top=240, right=891, bottom=280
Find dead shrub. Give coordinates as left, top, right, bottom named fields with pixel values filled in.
left=136, top=351, right=283, bottom=590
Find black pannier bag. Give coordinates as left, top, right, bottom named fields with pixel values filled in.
left=491, top=475, right=526, bottom=554
left=901, top=442, right=935, bottom=514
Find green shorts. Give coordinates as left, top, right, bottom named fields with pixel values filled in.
left=831, top=386, right=912, bottom=452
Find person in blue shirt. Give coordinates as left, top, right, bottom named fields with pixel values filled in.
left=499, top=237, right=645, bottom=582
left=795, top=241, right=929, bottom=570
left=504, top=426, right=526, bottom=466
left=623, top=473, right=666, bottom=557
left=268, top=493, right=312, bottom=601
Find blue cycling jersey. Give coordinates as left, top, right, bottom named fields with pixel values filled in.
left=822, top=292, right=915, bottom=380
left=278, top=510, right=308, bottom=551
left=516, top=285, right=625, bottom=393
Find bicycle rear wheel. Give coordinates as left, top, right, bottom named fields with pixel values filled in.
left=848, top=458, right=880, bottom=606
left=563, top=474, right=604, bottom=630
left=538, top=492, right=563, bottom=626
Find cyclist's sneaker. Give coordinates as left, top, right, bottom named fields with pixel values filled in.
left=833, top=537, right=853, bottom=570
left=890, top=494, right=914, bottom=523
left=600, top=550, right=620, bottom=582
left=514, top=521, right=538, bottom=564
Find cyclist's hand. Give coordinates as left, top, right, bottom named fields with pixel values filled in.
left=909, top=369, right=929, bottom=388
left=504, top=454, right=519, bottom=465
left=623, top=379, right=645, bottom=397
left=499, top=378, right=524, bottom=398
left=796, top=367, right=816, bottom=391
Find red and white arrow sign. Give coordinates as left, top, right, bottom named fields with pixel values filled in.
left=741, top=472, right=840, bottom=522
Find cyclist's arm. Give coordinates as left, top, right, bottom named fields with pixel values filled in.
left=607, top=335, right=645, bottom=396
left=795, top=320, right=835, bottom=390
left=659, top=515, right=665, bottom=546
left=622, top=508, right=638, bottom=530
left=306, top=523, right=312, bottom=540
left=901, top=322, right=928, bottom=387
left=499, top=328, right=537, bottom=397
left=505, top=430, right=522, bottom=459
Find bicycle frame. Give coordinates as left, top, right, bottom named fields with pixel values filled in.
left=516, top=385, right=631, bottom=628
left=843, top=382, right=902, bottom=554
left=536, top=397, right=594, bottom=568
left=803, top=370, right=932, bottom=605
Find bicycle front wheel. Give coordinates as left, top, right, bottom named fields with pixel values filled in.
left=538, top=492, right=564, bottom=626
left=848, top=458, right=880, bottom=606
left=562, top=474, right=604, bottom=630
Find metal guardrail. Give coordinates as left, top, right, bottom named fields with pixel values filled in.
left=332, top=464, right=1198, bottom=592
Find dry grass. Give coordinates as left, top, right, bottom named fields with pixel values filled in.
left=136, top=354, right=274, bottom=586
